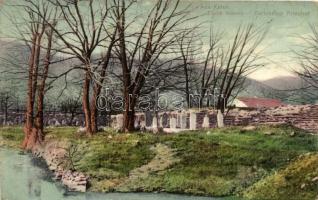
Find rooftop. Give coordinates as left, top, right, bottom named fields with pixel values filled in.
left=236, top=97, right=284, bottom=108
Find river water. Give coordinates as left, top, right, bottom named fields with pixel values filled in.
left=0, top=148, right=240, bottom=200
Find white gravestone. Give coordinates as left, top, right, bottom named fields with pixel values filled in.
left=202, top=114, right=210, bottom=128
left=190, top=112, right=197, bottom=130
left=170, top=117, right=177, bottom=129
left=159, top=116, right=163, bottom=128
left=217, top=110, right=224, bottom=128
left=116, top=114, right=124, bottom=130
left=180, top=113, right=187, bottom=129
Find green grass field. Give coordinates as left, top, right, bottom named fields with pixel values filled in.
left=0, top=124, right=317, bottom=199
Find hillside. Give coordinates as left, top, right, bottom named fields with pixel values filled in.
left=262, top=76, right=303, bottom=90
left=241, top=77, right=284, bottom=99
left=241, top=76, right=317, bottom=105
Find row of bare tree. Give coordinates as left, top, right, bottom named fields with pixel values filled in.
left=4, top=0, right=269, bottom=149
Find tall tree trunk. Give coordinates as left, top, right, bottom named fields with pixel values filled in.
left=23, top=26, right=46, bottom=149
left=22, top=34, right=37, bottom=150
left=183, top=60, right=190, bottom=108
left=116, top=0, right=136, bottom=132
left=90, top=83, right=103, bottom=133
left=34, top=28, right=53, bottom=143
left=90, top=76, right=104, bottom=133
left=33, top=85, right=46, bottom=143
left=90, top=27, right=117, bottom=133
left=35, top=93, right=44, bottom=142
left=82, top=71, right=92, bottom=135
left=123, top=91, right=135, bottom=132
left=90, top=93, right=98, bottom=133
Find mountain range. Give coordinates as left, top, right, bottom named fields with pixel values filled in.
left=0, top=39, right=316, bottom=104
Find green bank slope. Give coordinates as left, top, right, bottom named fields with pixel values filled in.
left=0, top=125, right=317, bottom=199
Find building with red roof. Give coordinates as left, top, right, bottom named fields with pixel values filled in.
left=232, top=97, right=284, bottom=108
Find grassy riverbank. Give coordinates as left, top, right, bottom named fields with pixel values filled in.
left=0, top=126, right=24, bottom=148
left=0, top=125, right=317, bottom=199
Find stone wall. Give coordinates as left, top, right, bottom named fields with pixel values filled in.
left=0, top=111, right=107, bottom=127
left=111, top=105, right=318, bottom=133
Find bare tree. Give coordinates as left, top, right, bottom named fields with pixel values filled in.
left=34, top=21, right=57, bottom=142
left=28, top=0, right=118, bottom=135
left=6, top=0, right=59, bottom=149
left=214, top=24, right=267, bottom=127
left=113, top=0, right=196, bottom=132
left=174, top=29, right=201, bottom=107
left=177, top=24, right=267, bottom=127
left=181, top=29, right=224, bottom=108
left=295, top=25, right=318, bottom=102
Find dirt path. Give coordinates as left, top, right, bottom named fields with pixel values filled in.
left=115, top=143, right=180, bottom=190
left=128, top=143, right=179, bottom=180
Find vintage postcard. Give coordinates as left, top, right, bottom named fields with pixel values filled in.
left=0, top=1, right=317, bottom=200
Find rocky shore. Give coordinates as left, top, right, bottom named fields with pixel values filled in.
left=32, top=140, right=88, bottom=192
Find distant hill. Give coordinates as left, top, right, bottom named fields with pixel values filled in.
left=241, top=76, right=317, bottom=105
left=241, top=77, right=284, bottom=100
left=261, top=76, right=303, bottom=90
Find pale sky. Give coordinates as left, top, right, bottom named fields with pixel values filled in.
left=1, top=0, right=318, bottom=81
left=186, top=1, right=318, bottom=80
